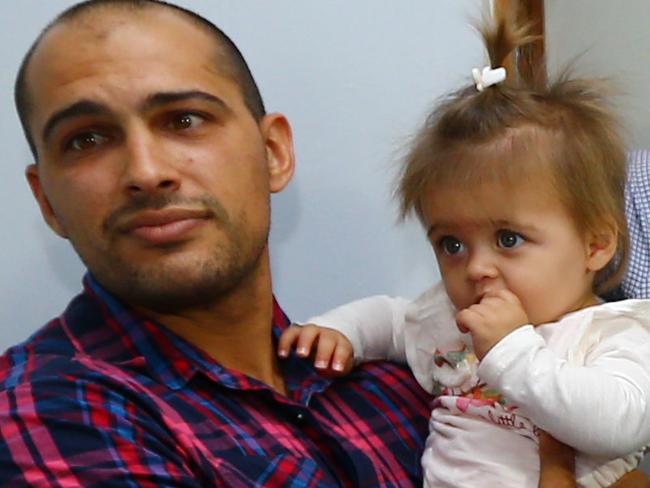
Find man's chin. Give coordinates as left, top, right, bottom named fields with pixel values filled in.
left=92, top=249, right=262, bottom=314
left=110, top=270, right=243, bottom=313
left=83, top=224, right=268, bottom=313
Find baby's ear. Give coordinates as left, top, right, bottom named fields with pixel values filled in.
left=585, top=225, right=618, bottom=272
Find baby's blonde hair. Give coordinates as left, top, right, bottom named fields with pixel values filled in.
left=397, top=11, right=628, bottom=294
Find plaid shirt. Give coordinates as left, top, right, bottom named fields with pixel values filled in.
left=0, top=275, right=431, bottom=487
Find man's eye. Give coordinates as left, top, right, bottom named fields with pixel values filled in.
left=65, top=132, right=108, bottom=152
left=168, top=113, right=204, bottom=130
left=439, top=237, right=465, bottom=255
left=497, top=230, right=525, bottom=249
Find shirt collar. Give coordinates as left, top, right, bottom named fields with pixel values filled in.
left=78, top=273, right=330, bottom=399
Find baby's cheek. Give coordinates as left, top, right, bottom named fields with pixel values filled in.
left=442, top=281, right=472, bottom=311
left=511, top=286, right=547, bottom=325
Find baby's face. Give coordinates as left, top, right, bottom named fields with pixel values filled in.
left=420, top=181, right=602, bottom=325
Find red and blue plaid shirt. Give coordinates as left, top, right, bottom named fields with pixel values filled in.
left=0, top=275, right=431, bottom=487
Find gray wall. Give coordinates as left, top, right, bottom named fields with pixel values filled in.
left=0, top=1, right=486, bottom=348
left=546, top=0, right=650, bottom=148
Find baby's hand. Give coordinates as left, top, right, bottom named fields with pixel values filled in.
left=455, top=289, right=529, bottom=360
left=277, top=324, right=354, bottom=376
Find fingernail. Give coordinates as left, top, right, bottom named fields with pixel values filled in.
left=314, top=360, right=327, bottom=369
left=297, top=347, right=308, bottom=356
left=332, top=362, right=344, bottom=372
left=278, top=349, right=288, bottom=358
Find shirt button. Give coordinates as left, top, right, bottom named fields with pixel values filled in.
left=296, top=413, right=304, bottom=421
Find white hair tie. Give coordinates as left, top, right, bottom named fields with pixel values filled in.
left=472, top=66, right=507, bottom=92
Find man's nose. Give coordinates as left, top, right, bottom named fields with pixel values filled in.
left=466, top=248, right=499, bottom=281
left=121, top=129, right=181, bottom=195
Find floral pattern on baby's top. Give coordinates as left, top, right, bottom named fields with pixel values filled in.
left=431, top=344, right=539, bottom=442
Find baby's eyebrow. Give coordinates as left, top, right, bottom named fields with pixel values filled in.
left=426, top=223, right=462, bottom=240
left=491, top=219, right=538, bottom=232
left=426, top=224, right=445, bottom=238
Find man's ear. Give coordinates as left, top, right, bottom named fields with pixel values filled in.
left=259, top=113, right=295, bottom=193
left=25, top=164, right=67, bottom=238
left=585, top=225, right=618, bottom=272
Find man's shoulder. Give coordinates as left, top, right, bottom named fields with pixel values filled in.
left=0, top=331, right=141, bottom=401
left=0, top=328, right=187, bottom=487
left=0, top=290, right=143, bottom=396
left=0, top=319, right=75, bottom=387
left=331, top=360, right=433, bottom=416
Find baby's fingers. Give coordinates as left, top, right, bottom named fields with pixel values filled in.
left=313, top=333, right=338, bottom=370
left=294, top=324, right=324, bottom=358
left=456, top=308, right=481, bottom=334
left=331, top=340, right=354, bottom=375
left=277, top=324, right=318, bottom=358
left=314, top=332, right=354, bottom=376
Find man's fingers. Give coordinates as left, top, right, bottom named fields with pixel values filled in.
left=610, top=471, right=650, bottom=487
left=537, top=431, right=576, bottom=488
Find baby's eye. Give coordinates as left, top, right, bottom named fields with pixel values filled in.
left=439, top=236, right=465, bottom=255
left=497, top=230, right=525, bottom=249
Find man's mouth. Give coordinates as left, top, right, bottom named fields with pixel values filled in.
left=116, top=208, right=211, bottom=245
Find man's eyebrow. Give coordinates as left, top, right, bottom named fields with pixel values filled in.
left=42, top=100, right=111, bottom=143
left=141, top=90, right=229, bottom=112
left=41, top=91, right=230, bottom=144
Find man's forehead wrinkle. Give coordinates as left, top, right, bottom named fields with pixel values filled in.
left=61, top=7, right=235, bottom=82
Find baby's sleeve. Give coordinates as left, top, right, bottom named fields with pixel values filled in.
left=477, top=300, right=650, bottom=458
left=306, top=295, right=411, bottom=363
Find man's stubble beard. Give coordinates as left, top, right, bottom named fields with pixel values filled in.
left=81, top=214, right=269, bottom=314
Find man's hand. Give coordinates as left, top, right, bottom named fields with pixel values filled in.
left=611, top=470, right=650, bottom=487
left=278, top=324, right=355, bottom=376
left=538, top=431, right=576, bottom=488
left=538, top=431, right=650, bottom=487
left=455, top=289, right=529, bottom=359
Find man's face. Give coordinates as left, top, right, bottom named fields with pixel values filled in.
left=24, top=9, right=294, bottom=311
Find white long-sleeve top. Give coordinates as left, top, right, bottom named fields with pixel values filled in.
left=306, top=283, right=650, bottom=487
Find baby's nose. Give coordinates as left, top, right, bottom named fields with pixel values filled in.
left=466, top=249, right=499, bottom=281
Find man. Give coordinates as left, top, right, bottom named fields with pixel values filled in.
left=0, top=0, right=645, bottom=486
left=0, top=1, right=430, bottom=485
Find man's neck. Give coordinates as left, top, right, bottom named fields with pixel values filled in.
left=135, top=253, right=286, bottom=394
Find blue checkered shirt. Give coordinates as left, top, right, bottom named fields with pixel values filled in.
left=623, top=149, right=650, bottom=298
